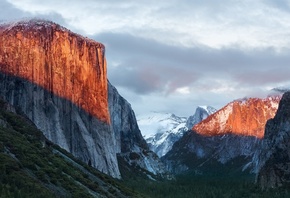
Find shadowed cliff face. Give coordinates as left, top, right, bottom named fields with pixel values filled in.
left=108, top=81, right=148, bottom=154
left=0, top=20, right=120, bottom=178
left=193, top=96, right=281, bottom=138
left=0, top=73, right=120, bottom=177
left=257, top=92, right=290, bottom=189
left=108, top=82, right=167, bottom=176
left=163, top=130, right=260, bottom=174
left=0, top=20, right=109, bottom=123
left=0, top=19, right=166, bottom=178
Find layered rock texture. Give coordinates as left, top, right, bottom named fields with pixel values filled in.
left=0, top=19, right=165, bottom=178
left=0, top=20, right=119, bottom=177
left=0, top=20, right=109, bottom=122
left=193, top=96, right=281, bottom=138
left=257, top=91, right=290, bottom=189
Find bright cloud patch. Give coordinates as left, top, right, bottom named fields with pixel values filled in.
left=175, top=87, right=190, bottom=95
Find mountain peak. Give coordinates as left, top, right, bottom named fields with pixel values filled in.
left=0, top=19, right=108, bottom=122
left=186, top=106, right=217, bottom=129
left=193, top=96, right=281, bottom=138
left=0, top=19, right=120, bottom=177
left=0, top=19, right=104, bottom=48
left=1, top=19, right=64, bottom=35
left=197, top=105, right=217, bottom=114
left=138, top=111, right=186, bottom=138
left=139, top=107, right=216, bottom=157
left=1, top=18, right=58, bottom=28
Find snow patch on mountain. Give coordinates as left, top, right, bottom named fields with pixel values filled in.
left=138, top=112, right=187, bottom=138
left=137, top=112, right=187, bottom=157
left=138, top=106, right=216, bottom=157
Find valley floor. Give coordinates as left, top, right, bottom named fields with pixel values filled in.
left=122, top=173, right=290, bottom=198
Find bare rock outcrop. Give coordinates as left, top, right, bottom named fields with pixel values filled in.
left=257, top=91, right=290, bottom=189
left=193, top=96, right=281, bottom=138
left=164, top=96, right=281, bottom=174
left=0, top=19, right=167, bottom=178
left=108, top=82, right=166, bottom=176
left=0, top=19, right=120, bottom=178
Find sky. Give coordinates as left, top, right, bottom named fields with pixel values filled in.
left=1, top=0, right=290, bottom=117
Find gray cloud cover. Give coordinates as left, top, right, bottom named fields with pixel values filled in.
left=95, top=32, right=290, bottom=93
left=2, top=0, right=290, bottom=116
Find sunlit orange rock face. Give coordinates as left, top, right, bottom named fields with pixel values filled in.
left=193, top=96, right=281, bottom=138
left=0, top=20, right=109, bottom=123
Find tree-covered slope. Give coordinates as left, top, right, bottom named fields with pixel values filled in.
left=0, top=99, right=139, bottom=198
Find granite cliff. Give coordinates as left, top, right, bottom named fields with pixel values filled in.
left=108, top=82, right=166, bottom=176
left=0, top=20, right=109, bottom=122
left=0, top=19, right=120, bottom=178
left=186, top=106, right=217, bottom=129
left=193, top=96, right=280, bottom=138
left=257, top=91, right=290, bottom=189
left=163, top=96, right=281, bottom=174
left=0, top=19, right=166, bottom=178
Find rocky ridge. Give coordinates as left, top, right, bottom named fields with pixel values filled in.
left=193, top=96, right=281, bottom=138
left=186, top=106, right=216, bottom=129
left=0, top=19, right=166, bottom=178
left=138, top=112, right=187, bottom=157
left=108, top=83, right=166, bottom=176
left=0, top=19, right=109, bottom=122
left=257, top=91, right=290, bottom=189
left=163, top=96, right=281, bottom=174
left=139, top=106, right=216, bottom=157
left=0, top=19, right=119, bottom=177
left=164, top=131, right=260, bottom=174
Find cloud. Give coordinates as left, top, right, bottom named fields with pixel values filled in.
left=3, top=0, right=290, bottom=116
left=264, top=0, right=290, bottom=13
left=94, top=32, right=290, bottom=97
left=0, top=0, right=67, bottom=27
left=95, top=33, right=201, bottom=94
left=0, top=0, right=31, bottom=20
left=6, top=0, right=290, bottom=49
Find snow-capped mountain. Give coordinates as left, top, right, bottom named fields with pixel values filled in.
left=186, top=106, right=217, bottom=129
left=138, top=106, right=216, bottom=157
left=138, top=112, right=187, bottom=138
left=138, top=112, right=187, bottom=157
left=163, top=95, right=282, bottom=175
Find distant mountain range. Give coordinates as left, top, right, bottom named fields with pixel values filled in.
left=193, top=96, right=281, bottom=138
left=163, top=95, right=281, bottom=174
left=137, top=106, right=216, bottom=157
